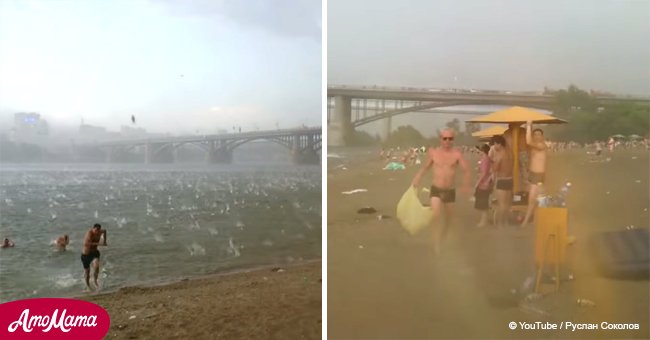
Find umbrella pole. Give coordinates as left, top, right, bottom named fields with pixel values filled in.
left=511, top=123, right=520, bottom=193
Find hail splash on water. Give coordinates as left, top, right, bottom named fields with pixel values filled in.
left=228, top=238, right=241, bottom=257
left=188, top=242, right=206, bottom=256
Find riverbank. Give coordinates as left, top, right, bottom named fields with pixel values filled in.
left=80, top=260, right=321, bottom=339
left=328, top=149, right=649, bottom=339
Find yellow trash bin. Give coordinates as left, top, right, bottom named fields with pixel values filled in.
left=534, top=207, right=568, bottom=293
left=535, top=207, right=568, bottom=265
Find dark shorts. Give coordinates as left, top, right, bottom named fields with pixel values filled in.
left=430, top=186, right=456, bottom=203
left=529, top=171, right=546, bottom=185
left=474, top=188, right=491, bottom=210
left=81, top=250, right=100, bottom=269
left=496, top=177, right=514, bottom=191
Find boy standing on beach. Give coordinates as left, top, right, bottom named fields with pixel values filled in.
left=491, top=135, right=514, bottom=228
left=81, top=224, right=107, bottom=291
left=474, top=144, right=492, bottom=228
left=411, top=129, right=471, bottom=253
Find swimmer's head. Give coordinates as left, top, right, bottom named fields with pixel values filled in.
left=533, top=128, right=544, bottom=142
left=93, top=223, right=101, bottom=230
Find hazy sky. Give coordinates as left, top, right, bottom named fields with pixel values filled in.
left=328, top=0, right=650, bottom=96
left=0, top=0, right=321, bottom=134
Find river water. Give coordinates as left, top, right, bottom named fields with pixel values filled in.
left=0, top=163, right=321, bottom=302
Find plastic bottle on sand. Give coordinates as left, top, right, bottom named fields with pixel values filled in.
left=577, top=298, right=596, bottom=307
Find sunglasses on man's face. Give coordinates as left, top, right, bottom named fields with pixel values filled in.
left=442, top=137, right=454, bottom=141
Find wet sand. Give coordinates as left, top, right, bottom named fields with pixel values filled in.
left=328, top=149, right=649, bottom=339
left=80, top=260, right=321, bottom=339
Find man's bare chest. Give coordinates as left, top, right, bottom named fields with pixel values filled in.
left=431, top=153, right=458, bottom=168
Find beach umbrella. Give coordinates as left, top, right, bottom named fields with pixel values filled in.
left=467, top=106, right=568, bottom=192
left=471, top=125, right=508, bottom=138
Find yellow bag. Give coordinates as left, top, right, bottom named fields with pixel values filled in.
left=396, top=186, right=433, bottom=235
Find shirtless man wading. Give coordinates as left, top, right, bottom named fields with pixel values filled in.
left=411, top=129, right=471, bottom=253
left=81, top=223, right=107, bottom=291
left=521, top=121, right=548, bottom=226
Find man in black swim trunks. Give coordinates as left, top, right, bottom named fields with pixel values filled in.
left=412, top=129, right=471, bottom=253
left=81, top=223, right=107, bottom=291
left=491, top=135, right=514, bottom=228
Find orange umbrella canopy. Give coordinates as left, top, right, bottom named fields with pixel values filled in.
left=467, top=106, right=567, bottom=124
left=471, top=125, right=508, bottom=138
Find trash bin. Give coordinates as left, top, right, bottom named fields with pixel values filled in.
left=535, top=207, right=568, bottom=265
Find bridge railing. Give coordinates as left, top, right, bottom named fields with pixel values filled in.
left=85, top=127, right=322, bottom=147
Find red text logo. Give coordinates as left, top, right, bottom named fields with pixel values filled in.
left=0, top=298, right=110, bottom=339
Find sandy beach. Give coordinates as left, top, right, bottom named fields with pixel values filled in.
left=328, top=148, right=649, bottom=339
left=79, top=260, right=321, bottom=339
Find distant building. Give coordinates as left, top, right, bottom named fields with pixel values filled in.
left=120, top=125, right=147, bottom=138
left=14, top=112, right=48, bottom=136
left=79, top=124, right=107, bottom=136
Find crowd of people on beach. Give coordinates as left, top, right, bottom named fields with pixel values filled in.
left=403, top=121, right=550, bottom=253
left=389, top=123, right=650, bottom=254
left=2, top=224, right=108, bottom=292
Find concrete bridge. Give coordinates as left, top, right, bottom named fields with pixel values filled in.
left=327, top=86, right=650, bottom=146
left=79, top=127, right=321, bottom=164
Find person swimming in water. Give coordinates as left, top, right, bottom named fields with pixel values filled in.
left=55, top=234, right=69, bottom=251
left=1, top=238, right=15, bottom=248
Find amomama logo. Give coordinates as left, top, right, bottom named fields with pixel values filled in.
left=0, top=298, right=110, bottom=339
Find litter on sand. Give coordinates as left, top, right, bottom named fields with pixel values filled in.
left=357, top=207, right=377, bottom=214
left=383, top=162, right=406, bottom=171
left=342, top=189, right=368, bottom=195
left=577, top=298, right=596, bottom=307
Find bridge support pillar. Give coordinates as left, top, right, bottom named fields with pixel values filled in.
left=292, top=149, right=320, bottom=164
left=105, top=147, right=114, bottom=163
left=145, top=142, right=174, bottom=163
left=105, top=147, right=128, bottom=163
left=206, top=141, right=233, bottom=164
left=327, top=95, right=353, bottom=146
left=291, top=134, right=320, bottom=164
left=145, top=143, right=152, bottom=164
left=381, top=115, right=392, bottom=142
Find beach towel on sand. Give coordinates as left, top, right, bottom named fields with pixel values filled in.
left=396, top=186, right=433, bottom=235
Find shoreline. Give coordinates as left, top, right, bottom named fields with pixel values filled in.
left=73, top=258, right=321, bottom=299
left=80, top=259, right=321, bottom=339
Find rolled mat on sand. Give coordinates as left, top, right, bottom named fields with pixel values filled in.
left=591, top=228, right=650, bottom=279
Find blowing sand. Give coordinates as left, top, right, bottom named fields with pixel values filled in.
left=80, top=260, right=321, bottom=339
left=328, top=148, right=649, bottom=339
